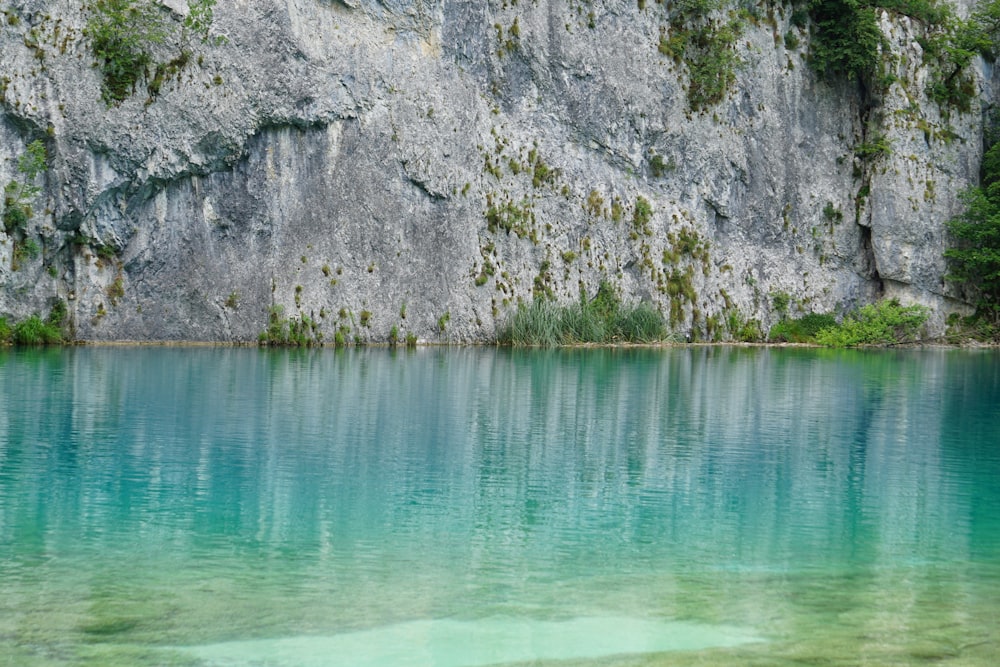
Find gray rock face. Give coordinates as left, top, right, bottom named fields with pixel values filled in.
left=0, top=0, right=988, bottom=342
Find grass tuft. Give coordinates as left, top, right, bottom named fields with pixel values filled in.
left=499, top=281, right=667, bottom=346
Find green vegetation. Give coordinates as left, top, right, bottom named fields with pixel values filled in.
left=85, top=0, right=222, bottom=105
left=801, top=0, right=1000, bottom=115
left=0, top=300, right=68, bottom=346
left=724, top=309, right=763, bottom=342
left=85, top=0, right=169, bottom=104
left=944, top=141, right=1000, bottom=327
left=854, top=134, right=892, bottom=161
left=771, top=290, right=792, bottom=317
left=822, top=202, right=844, bottom=223
left=653, top=0, right=996, bottom=113
left=814, top=299, right=929, bottom=346
left=633, top=196, right=653, bottom=235
left=659, top=0, right=744, bottom=111
left=498, top=281, right=667, bottom=346
left=106, top=276, right=125, bottom=306
left=944, top=311, right=1000, bottom=341
left=649, top=154, right=674, bottom=177
left=768, top=312, right=838, bottom=342
left=485, top=195, right=534, bottom=239
left=806, top=0, right=884, bottom=84
left=3, top=140, right=46, bottom=235
left=913, top=0, right=1000, bottom=114
left=258, top=305, right=322, bottom=346
left=183, top=0, right=223, bottom=44
left=11, top=238, right=40, bottom=270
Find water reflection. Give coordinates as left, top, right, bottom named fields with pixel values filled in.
left=0, top=346, right=998, bottom=663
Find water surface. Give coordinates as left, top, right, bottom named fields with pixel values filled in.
left=0, top=347, right=998, bottom=666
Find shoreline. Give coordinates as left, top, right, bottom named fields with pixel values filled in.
left=9, top=338, right=998, bottom=350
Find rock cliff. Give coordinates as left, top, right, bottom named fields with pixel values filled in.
left=0, top=0, right=991, bottom=342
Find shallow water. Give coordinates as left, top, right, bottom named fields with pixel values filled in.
left=0, top=346, right=998, bottom=666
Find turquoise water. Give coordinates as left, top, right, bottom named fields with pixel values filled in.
left=0, top=347, right=998, bottom=666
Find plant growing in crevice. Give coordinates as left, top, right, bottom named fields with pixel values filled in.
left=11, top=238, right=40, bottom=270
left=806, top=0, right=885, bottom=86
left=85, top=0, right=169, bottom=104
left=106, top=275, right=125, bottom=306
left=854, top=134, right=892, bottom=161
left=659, top=0, right=744, bottom=111
left=633, top=196, right=653, bottom=235
left=3, top=140, right=46, bottom=235
left=258, top=305, right=323, bottom=347
left=822, top=202, right=844, bottom=223
left=649, top=153, right=675, bottom=177
left=85, top=0, right=224, bottom=105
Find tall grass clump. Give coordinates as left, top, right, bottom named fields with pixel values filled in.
left=815, top=299, right=929, bottom=347
left=258, top=305, right=322, bottom=347
left=497, top=298, right=563, bottom=346
left=498, top=281, right=667, bottom=346
left=12, top=315, right=63, bottom=345
left=0, top=301, right=68, bottom=346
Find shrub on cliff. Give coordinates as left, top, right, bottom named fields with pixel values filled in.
left=768, top=313, right=838, bottom=343
left=944, top=143, right=1000, bottom=324
left=85, top=0, right=168, bottom=104
left=807, top=0, right=884, bottom=84
left=3, top=140, right=46, bottom=234
left=0, top=301, right=68, bottom=346
left=814, top=299, right=929, bottom=346
left=85, top=0, right=222, bottom=105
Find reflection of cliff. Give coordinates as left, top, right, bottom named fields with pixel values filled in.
left=2, top=349, right=994, bottom=562
left=0, top=348, right=997, bottom=655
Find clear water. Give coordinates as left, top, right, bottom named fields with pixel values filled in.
left=0, top=347, right=998, bottom=666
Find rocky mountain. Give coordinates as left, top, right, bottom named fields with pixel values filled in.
left=0, top=0, right=991, bottom=343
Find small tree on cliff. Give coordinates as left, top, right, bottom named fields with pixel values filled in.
left=944, top=142, right=1000, bottom=324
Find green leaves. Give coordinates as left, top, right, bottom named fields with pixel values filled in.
left=3, top=140, right=46, bottom=235
left=498, top=281, right=667, bottom=346
left=658, top=0, right=744, bottom=111
left=86, top=0, right=168, bottom=104
left=86, top=0, right=223, bottom=105
left=814, top=300, right=930, bottom=346
left=184, top=0, right=226, bottom=46
left=0, top=302, right=67, bottom=346
left=807, top=0, right=884, bottom=83
left=945, top=149, right=1000, bottom=320
left=17, top=140, right=46, bottom=182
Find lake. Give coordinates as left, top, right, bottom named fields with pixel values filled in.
left=0, top=346, right=998, bottom=666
